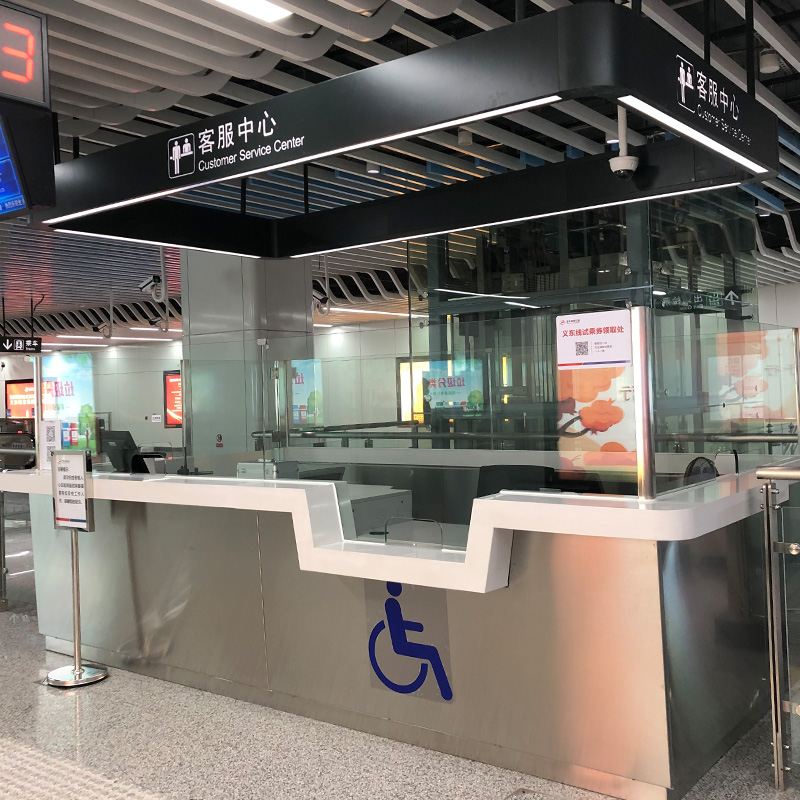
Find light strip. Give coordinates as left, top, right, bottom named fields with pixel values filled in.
left=333, top=308, right=428, bottom=319
left=8, top=569, right=34, bottom=577
left=505, top=301, right=541, bottom=309
left=52, top=229, right=261, bottom=259
left=435, top=288, right=529, bottom=300
left=653, top=290, right=667, bottom=296
left=129, top=327, right=183, bottom=332
left=56, top=335, right=178, bottom=341
left=292, top=182, right=742, bottom=258
left=618, top=95, right=768, bottom=175
left=48, top=343, right=109, bottom=348
left=45, top=95, right=562, bottom=226
left=213, top=0, right=291, bottom=22
left=7, top=551, right=30, bottom=558
left=313, top=323, right=333, bottom=328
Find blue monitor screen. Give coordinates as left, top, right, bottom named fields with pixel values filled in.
left=0, top=119, right=26, bottom=218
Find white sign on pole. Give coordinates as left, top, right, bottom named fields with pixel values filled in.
left=52, top=450, right=93, bottom=531
left=556, top=309, right=633, bottom=371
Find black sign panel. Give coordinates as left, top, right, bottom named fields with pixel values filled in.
left=42, top=4, right=778, bottom=227
left=0, top=336, right=40, bottom=353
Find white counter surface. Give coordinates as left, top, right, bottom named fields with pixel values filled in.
left=0, top=468, right=774, bottom=593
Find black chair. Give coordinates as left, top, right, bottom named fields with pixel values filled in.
left=475, top=464, right=552, bottom=497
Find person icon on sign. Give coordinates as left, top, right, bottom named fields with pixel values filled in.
left=382, top=582, right=453, bottom=701
left=181, top=137, right=193, bottom=156
left=171, top=139, right=182, bottom=176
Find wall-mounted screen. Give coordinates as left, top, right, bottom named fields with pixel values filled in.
left=163, top=370, right=182, bottom=428
left=0, top=3, right=47, bottom=106
left=0, top=116, right=26, bottom=218
left=5, top=377, right=33, bottom=417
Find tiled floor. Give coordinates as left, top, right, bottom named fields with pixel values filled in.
left=1, top=494, right=799, bottom=800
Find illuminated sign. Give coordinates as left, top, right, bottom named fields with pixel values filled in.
left=5, top=378, right=33, bottom=417
left=163, top=370, right=182, bottom=428
left=0, top=3, right=47, bottom=107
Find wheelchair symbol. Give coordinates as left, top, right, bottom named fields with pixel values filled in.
left=368, top=582, right=453, bottom=701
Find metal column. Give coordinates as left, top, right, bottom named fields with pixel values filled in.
left=631, top=305, right=656, bottom=500
left=0, top=492, right=6, bottom=612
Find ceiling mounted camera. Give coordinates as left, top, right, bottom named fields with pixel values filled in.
left=609, top=105, right=639, bottom=181
left=138, top=275, right=162, bottom=294
left=609, top=154, right=639, bottom=180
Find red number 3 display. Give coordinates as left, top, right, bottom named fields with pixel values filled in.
left=2, top=22, right=34, bottom=84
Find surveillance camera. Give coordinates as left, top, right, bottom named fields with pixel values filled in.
left=138, top=275, right=162, bottom=293
left=609, top=155, right=639, bottom=180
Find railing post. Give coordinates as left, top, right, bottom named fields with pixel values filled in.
left=763, top=479, right=788, bottom=789
left=793, top=328, right=800, bottom=454
left=631, top=305, right=656, bottom=500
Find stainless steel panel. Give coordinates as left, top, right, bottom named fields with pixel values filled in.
left=259, top=521, right=672, bottom=787
left=660, top=516, right=769, bottom=796
left=32, top=495, right=270, bottom=690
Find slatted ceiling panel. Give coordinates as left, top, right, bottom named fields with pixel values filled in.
left=0, top=220, right=181, bottom=316
left=1, top=0, right=799, bottom=324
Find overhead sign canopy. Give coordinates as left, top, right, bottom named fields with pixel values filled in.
left=41, top=3, right=779, bottom=257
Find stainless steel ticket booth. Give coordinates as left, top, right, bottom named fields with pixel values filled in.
left=6, top=4, right=796, bottom=799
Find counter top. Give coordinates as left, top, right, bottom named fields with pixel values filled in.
left=0, top=467, right=776, bottom=593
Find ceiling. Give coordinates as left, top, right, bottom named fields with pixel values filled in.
left=7, top=0, right=800, bottom=329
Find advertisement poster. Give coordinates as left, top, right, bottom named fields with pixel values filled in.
left=42, top=353, right=97, bottom=453
left=291, top=359, right=323, bottom=426
left=708, top=330, right=795, bottom=423
left=556, top=309, right=632, bottom=371
left=5, top=379, right=34, bottom=418
left=422, top=360, right=484, bottom=412
left=164, top=371, right=183, bottom=427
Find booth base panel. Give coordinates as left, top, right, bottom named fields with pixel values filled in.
left=30, top=496, right=767, bottom=800
left=44, top=634, right=670, bottom=800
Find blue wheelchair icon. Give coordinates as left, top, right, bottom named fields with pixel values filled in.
left=368, top=582, right=453, bottom=701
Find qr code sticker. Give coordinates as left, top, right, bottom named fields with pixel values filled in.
left=46, top=426, right=55, bottom=443
left=575, top=341, right=589, bottom=357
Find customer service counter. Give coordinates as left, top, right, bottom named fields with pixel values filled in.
left=0, top=469, right=771, bottom=800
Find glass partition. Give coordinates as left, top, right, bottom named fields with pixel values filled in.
left=650, top=190, right=799, bottom=493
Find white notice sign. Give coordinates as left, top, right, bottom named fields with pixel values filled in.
left=52, top=450, right=91, bottom=530
left=556, top=309, right=633, bottom=371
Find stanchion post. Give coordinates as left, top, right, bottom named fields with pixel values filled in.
left=46, top=449, right=107, bottom=688
left=0, top=491, right=7, bottom=612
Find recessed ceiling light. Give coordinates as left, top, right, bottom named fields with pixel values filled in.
left=213, top=0, right=291, bottom=22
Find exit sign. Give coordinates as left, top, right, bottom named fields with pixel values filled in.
left=0, top=2, right=48, bottom=107
left=1, top=336, right=40, bottom=352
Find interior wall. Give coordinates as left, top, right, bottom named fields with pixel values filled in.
left=312, top=320, right=429, bottom=427
left=758, top=283, right=800, bottom=328
left=93, top=341, right=184, bottom=448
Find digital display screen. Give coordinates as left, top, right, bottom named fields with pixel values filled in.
left=5, top=378, right=33, bottom=418
left=0, top=117, right=26, bottom=217
left=164, top=371, right=182, bottom=428
left=0, top=3, right=47, bottom=106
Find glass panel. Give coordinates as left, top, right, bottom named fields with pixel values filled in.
left=270, top=204, right=648, bottom=548
left=779, top=504, right=800, bottom=772
left=651, top=189, right=799, bottom=494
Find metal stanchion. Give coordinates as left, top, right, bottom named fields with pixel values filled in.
left=46, top=450, right=107, bottom=688
left=0, top=492, right=7, bottom=613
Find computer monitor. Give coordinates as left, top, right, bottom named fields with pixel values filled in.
left=100, top=430, right=138, bottom=473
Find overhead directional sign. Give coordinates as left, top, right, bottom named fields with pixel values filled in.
left=42, top=2, right=778, bottom=233
left=1, top=336, right=41, bottom=353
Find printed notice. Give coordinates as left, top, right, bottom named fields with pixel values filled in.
left=52, top=450, right=90, bottom=529
left=556, top=309, right=633, bottom=371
